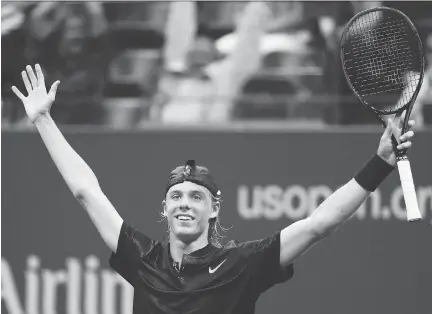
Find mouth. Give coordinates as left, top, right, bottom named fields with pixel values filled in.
left=175, top=214, right=195, bottom=221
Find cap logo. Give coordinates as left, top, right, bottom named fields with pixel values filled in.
left=183, top=165, right=192, bottom=177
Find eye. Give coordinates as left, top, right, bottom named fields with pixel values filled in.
left=192, top=194, right=203, bottom=201
left=171, top=193, right=180, bottom=200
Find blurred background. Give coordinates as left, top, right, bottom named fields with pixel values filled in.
left=2, top=1, right=432, bottom=129
left=2, top=2, right=432, bottom=314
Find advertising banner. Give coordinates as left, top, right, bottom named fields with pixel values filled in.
left=2, top=129, right=432, bottom=314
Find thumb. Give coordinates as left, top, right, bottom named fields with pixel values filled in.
left=48, top=81, right=60, bottom=97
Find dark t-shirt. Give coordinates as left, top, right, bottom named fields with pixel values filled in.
left=109, top=222, right=294, bottom=314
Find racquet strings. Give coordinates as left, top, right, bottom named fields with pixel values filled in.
left=342, top=10, right=422, bottom=113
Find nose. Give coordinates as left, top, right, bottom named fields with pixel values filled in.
left=179, top=203, right=190, bottom=211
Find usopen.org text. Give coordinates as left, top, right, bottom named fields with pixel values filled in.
left=237, top=185, right=432, bottom=222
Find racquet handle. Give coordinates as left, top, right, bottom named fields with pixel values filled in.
left=396, top=159, right=422, bottom=222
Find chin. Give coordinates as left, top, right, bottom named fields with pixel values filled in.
left=175, top=231, right=200, bottom=243
left=172, top=226, right=203, bottom=242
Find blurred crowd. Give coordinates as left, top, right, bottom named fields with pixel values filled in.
left=2, top=1, right=432, bottom=128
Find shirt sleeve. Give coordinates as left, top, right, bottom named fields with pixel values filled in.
left=109, top=221, right=158, bottom=287
left=238, top=231, right=294, bottom=294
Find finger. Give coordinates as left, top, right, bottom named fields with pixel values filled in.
left=11, top=86, right=25, bottom=101
left=385, top=118, right=396, bottom=137
left=395, top=111, right=404, bottom=129
left=389, top=118, right=403, bottom=143
left=399, top=130, right=414, bottom=142
left=407, top=119, right=416, bottom=130
left=384, top=118, right=392, bottom=135
left=397, top=141, right=412, bottom=150
left=48, top=80, right=60, bottom=97
left=26, top=65, right=38, bottom=88
left=35, top=64, right=45, bottom=86
left=21, top=70, right=32, bottom=94
left=401, top=110, right=406, bottom=122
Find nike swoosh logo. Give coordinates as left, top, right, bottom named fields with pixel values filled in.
left=209, top=259, right=226, bottom=274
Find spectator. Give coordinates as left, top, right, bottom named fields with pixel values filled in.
left=196, top=2, right=245, bottom=40
left=155, top=36, right=219, bottom=123
left=103, top=1, right=168, bottom=33
left=324, top=1, right=383, bottom=125
left=1, top=2, right=36, bottom=125
left=214, top=2, right=355, bottom=121
left=25, top=2, right=111, bottom=125
left=385, top=1, right=432, bottom=127
left=151, top=2, right=269, bottom=124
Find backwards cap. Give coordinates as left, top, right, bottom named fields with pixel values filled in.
left=165, top=160, right=221, bottom=197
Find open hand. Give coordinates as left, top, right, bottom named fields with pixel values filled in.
left=11, top=64, right=60, bottom=123
left=377, top=114, right=415, bottom=166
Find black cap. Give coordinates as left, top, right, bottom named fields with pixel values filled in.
left=165, top=160, right=221, bottom=197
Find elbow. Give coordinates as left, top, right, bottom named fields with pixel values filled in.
left=70, top=172, right=100, bottom=199
left=72, top=181, right=100, bottom=200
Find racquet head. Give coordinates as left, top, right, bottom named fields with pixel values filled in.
left=340, top=6, right=425, bottom=130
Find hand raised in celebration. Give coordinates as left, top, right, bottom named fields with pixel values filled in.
left=377, top=113, right=415, bottom=167
left=11, top=64, right=60, bottom=123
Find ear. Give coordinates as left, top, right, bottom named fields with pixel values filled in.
left=210, top=200, right=220, bottom=219
left=162, top=200, right=167, bottom=217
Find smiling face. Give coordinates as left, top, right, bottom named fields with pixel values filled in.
left=163, top=181, right=219, bottom=244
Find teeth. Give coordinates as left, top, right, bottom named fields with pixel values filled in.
left=177, top=216, right=192, bottom=221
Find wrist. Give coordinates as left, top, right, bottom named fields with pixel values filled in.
left=354, top=154, right=394, bottom=192
left=376, top=152, right=394, bottom=167
left=33, top=112, right=52, bottom=126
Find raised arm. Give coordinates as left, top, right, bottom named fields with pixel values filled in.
left=278, top=117, right=416, bottom=267
left=28, top=2, right=67, bottom=40
left=12, top=64, right=123, bottom=253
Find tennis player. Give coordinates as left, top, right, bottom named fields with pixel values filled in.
left=12, top=65, right=416, bottom=314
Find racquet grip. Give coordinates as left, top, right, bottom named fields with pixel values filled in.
left=396, top=159, right=422, bottom=221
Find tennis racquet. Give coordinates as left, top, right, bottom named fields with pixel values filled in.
left=340, top=7, right=424, bottom=222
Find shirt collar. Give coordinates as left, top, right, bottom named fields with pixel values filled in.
left=188, top=243, right=217, bottom=258
left=165, top=242, right=219, bottom=265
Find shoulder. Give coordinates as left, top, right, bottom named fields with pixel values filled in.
left=221, top=231, right=282, bottom=257
left=118, top=221, right=161, bottom=255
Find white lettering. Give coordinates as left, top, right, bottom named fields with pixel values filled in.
left=283, top=185, right=308, bottom=220
left=25, top=255, right=40, bottom=314
left=238, top=185, right=334, bottom=220
left=66, top=258, right=81, bottom=314
left=369, top=190, right=382, bottom=220
left=84, top=256, right=99, bottom=314
left=42, top=268, right=67, bottom=314
left=237, top=185, right=263, bottom=219
left=2, top=256, right=134, bottom=314
left=418, top=186, right=432, bottom=223
left=263, top=185, right=284, bottom=220
left=238, top=185, right=432, bottom=222
left=101, top=271, right=133, bottom=314
left=1, top=258, right=24, bottom=314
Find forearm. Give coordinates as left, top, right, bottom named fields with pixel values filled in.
left=310, top=155, right=394, bottom=236
left=264, top=4, right=303, bottom=33
left=29, top=2, right=65, bottom=40
left=84, top=2, right=108, bottom=37
left=34, top=113, right=99, bottom=196
left=310, top=179, right=369, bottom=236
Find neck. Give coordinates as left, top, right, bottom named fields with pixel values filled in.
left=169, top=232, right=209, bottom=264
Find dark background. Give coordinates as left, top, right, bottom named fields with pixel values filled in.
left=2, top=128, right=432, bottom=314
